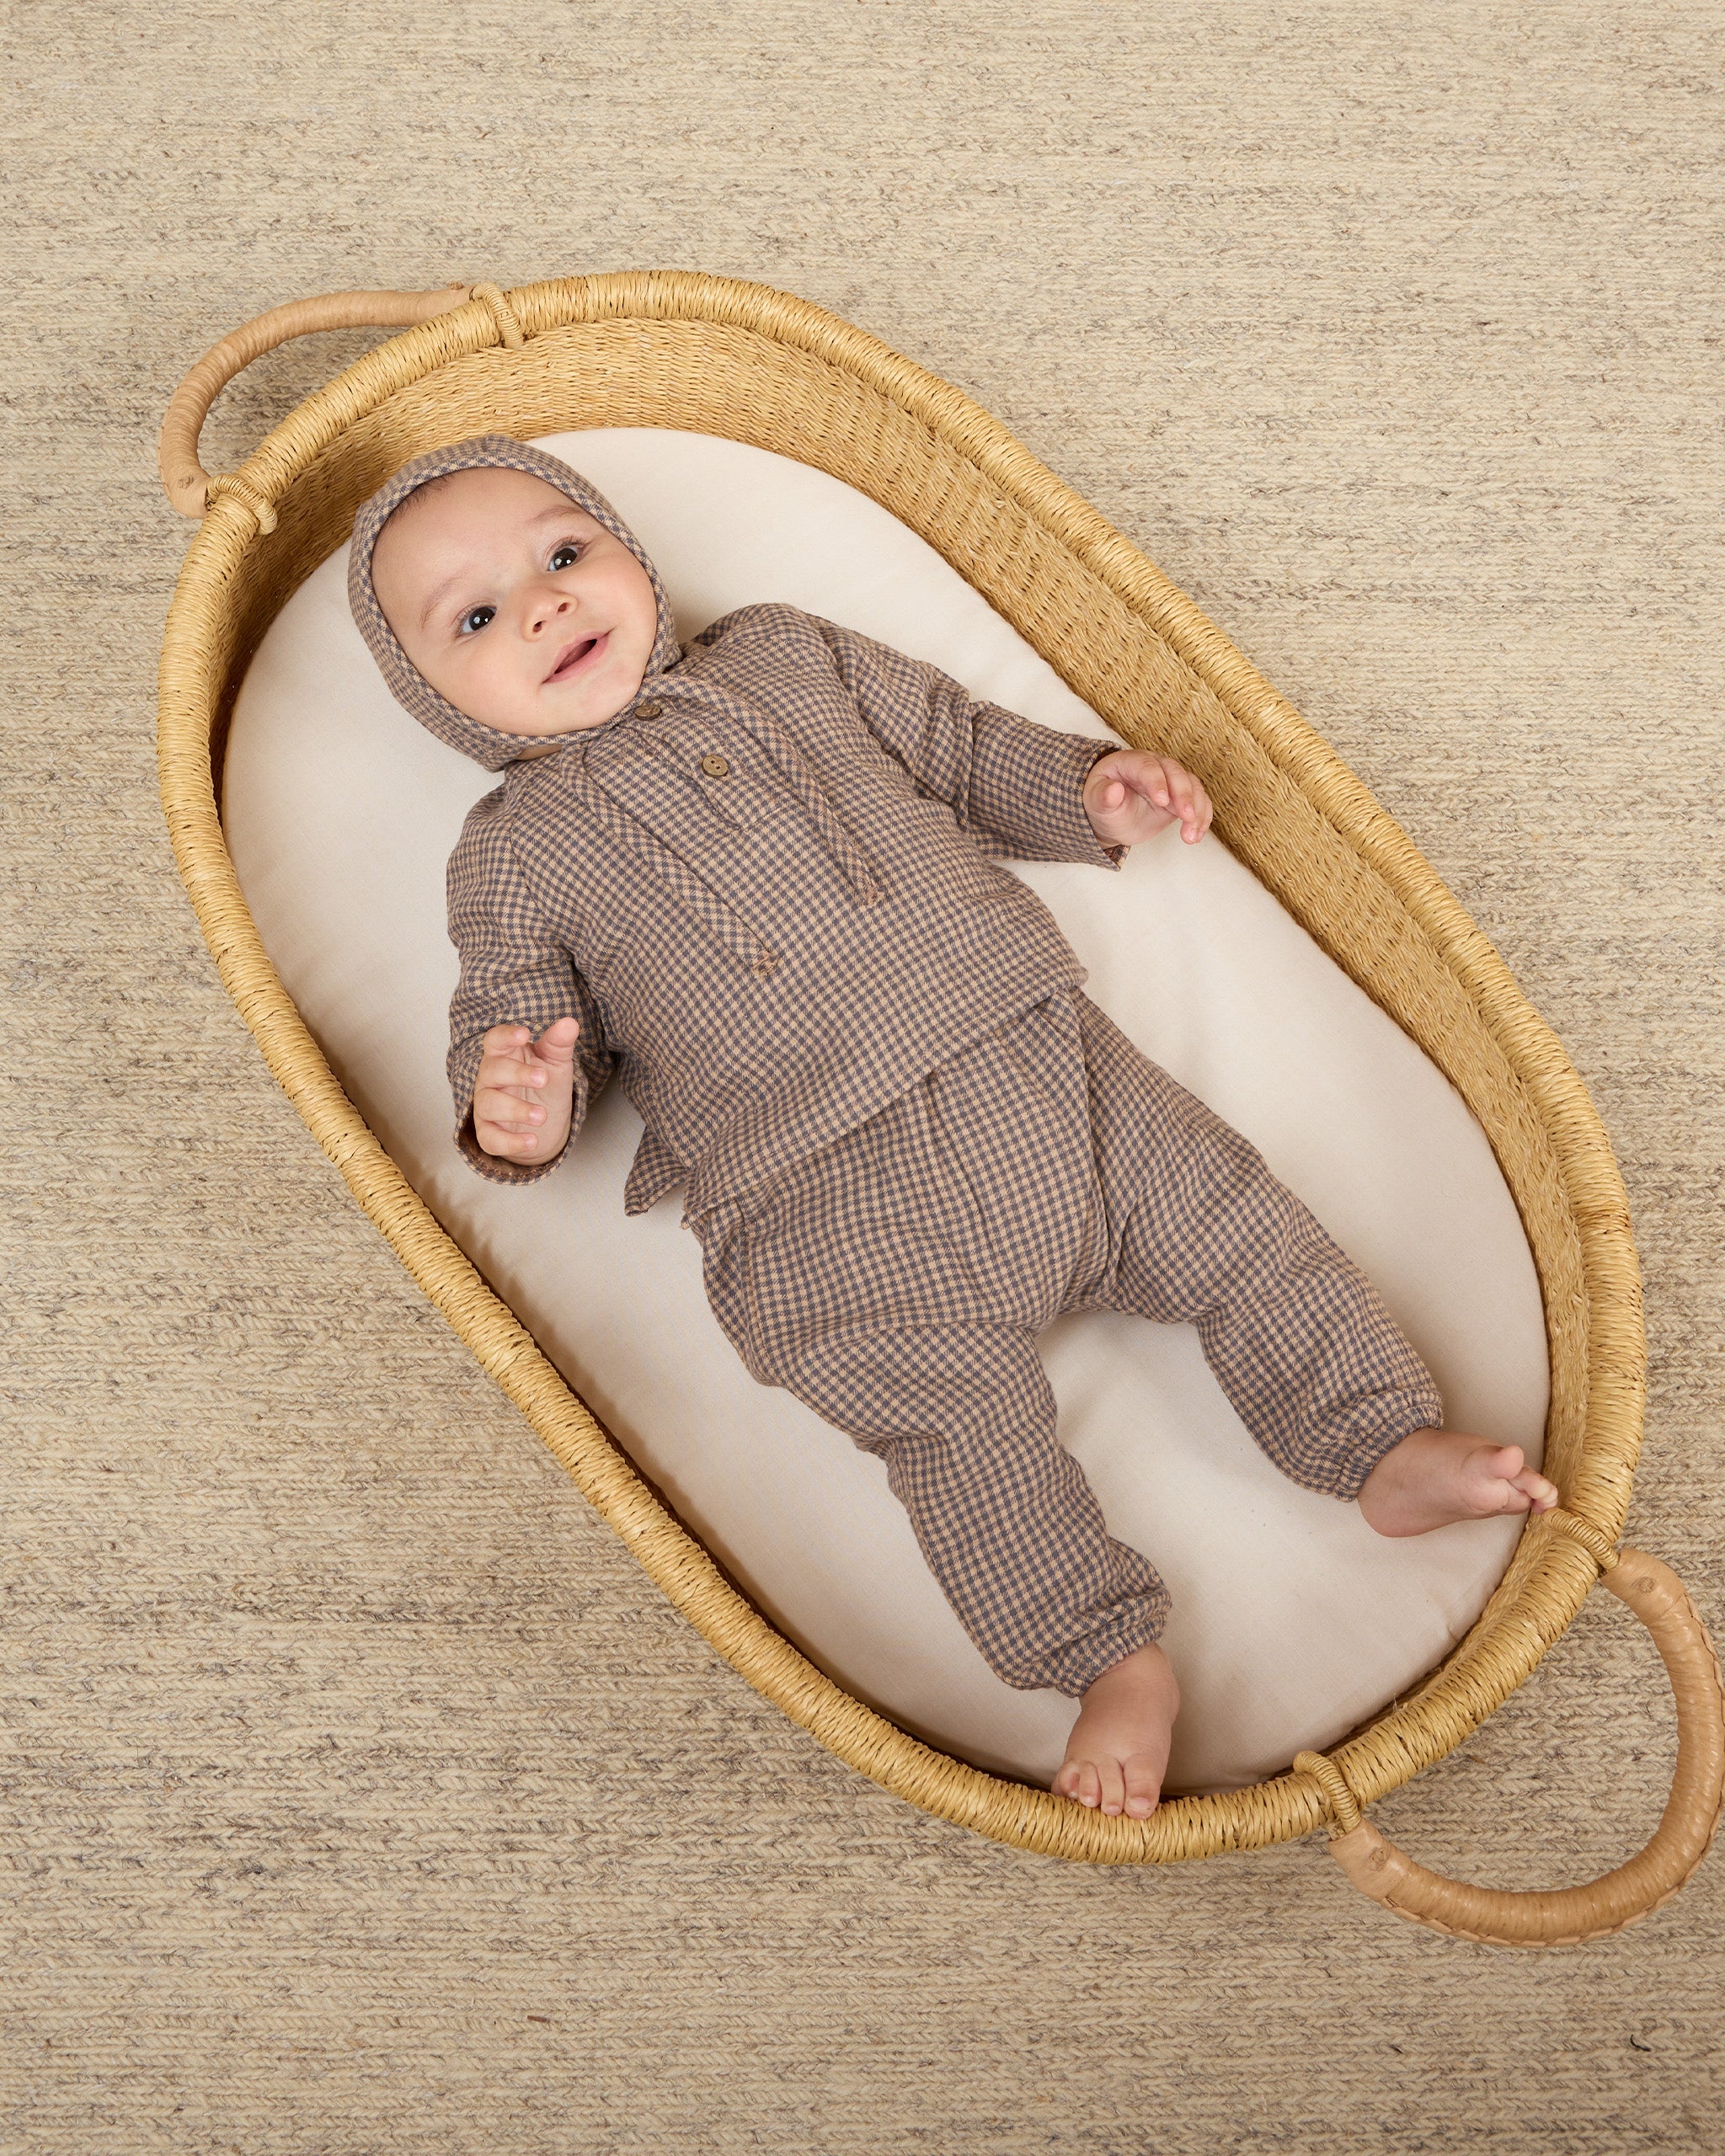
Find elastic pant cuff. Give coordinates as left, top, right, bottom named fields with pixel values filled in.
left=1033, top=1593, right=1172, bottom=1700
left=1327, top=1386, right=1446, bottom=1503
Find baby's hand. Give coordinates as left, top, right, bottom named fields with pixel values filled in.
left=1083, top=750, right=1213, bottom=849
left=473, top=1017, right=580, bottom=1164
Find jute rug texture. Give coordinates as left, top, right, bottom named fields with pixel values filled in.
left=4, top=4, right=1722, bottom=2150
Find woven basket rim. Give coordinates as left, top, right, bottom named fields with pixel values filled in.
left=155, top=270, right=1643, bottom=1864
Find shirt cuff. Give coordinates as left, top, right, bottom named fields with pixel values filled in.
left=1075, top=738, right=1129, bottom=871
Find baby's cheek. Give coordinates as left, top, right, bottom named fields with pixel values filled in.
left=474, top=648, right=530, bottom=731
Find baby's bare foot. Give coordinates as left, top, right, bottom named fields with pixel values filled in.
left=1357, top=1428, right=1559, bottom=1539
left=1051, top=1642, right=1179, bottom=1820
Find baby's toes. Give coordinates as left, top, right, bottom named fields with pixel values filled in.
left=1123, top=1757, right=1162, bottom=1821
left=1097, top=1757, right=1128, bottom=1817
left=1514, top=1468, right=1560, bottom=1513
left=1063, top=1758, right=1103, bottom=1809
left=1468, top=1444, right=1530, bottom=1515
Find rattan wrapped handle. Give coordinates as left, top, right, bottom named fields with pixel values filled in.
left=156, top=283, right=488, bottom=520
left=1298, top=1545, right=1725, bottom=1946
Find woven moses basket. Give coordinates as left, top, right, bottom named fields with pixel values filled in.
left=156, top=273, right=1724, bottom=1946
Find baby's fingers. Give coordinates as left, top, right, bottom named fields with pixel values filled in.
left=475, top=1082, right=547, bottom=1134
left=1169, top=771, right=1211, bottom=841
left=481, top=1022, right=534, bottom=1056
left=1138, top=756, right=1174, bottom=811
left=477, top=1051, right=551, bottom=1098
left=475, top=1117, right=547, bottom=1161
left=1149, top=759, right=1210, bottom=842
left=535, top=1016, right=582, bottom=1061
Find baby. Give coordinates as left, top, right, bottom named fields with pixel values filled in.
left=350, top=435, right=1558, bottom=1820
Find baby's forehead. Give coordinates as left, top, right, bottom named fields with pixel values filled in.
left=376, top=467, right=598, bottom=568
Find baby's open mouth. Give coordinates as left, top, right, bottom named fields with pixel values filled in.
left=547, top=631, right=607, bottom=683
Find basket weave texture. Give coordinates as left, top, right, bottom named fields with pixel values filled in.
left=157, top=272, right=1643, bottom=1865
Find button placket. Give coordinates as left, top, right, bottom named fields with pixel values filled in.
left=681, top=734, right=788, bottom=826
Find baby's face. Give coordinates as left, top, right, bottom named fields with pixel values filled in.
left=371, top=466, right=661, bottom=738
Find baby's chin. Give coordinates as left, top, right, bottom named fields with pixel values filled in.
left=494, top=709, right=625, bottom=737
left=450, top=683, right=644, bottom=737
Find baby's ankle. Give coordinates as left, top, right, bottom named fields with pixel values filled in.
left=1083, top=1639, right=1179, bottom=1709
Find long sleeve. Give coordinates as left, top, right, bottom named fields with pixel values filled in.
left=446, top=791, right=615, bottom=1184
left=809, top=614, right=1126, bottom=872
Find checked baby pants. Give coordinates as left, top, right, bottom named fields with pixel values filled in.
left=692, top=986, right=1443, bottom=1697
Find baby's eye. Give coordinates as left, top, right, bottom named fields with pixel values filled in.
left=548, top=541, right=583, bottom=572
left=457, top=605, right=496, bottom=637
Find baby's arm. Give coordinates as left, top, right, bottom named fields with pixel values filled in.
left=807, top=614, right=1172, bottom=867
left=446, top=795, right=614, bottom=1185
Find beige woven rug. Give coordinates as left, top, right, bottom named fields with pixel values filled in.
left=6, top=4, right=1722, bottom=2149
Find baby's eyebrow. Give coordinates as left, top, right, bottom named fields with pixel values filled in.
left=417, top=572, right=466, bottom=633
left=414, top=504, right=589, bottom=632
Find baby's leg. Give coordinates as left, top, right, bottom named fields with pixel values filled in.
left=771, top=1317, right=1171, bottom=1700
left=692, top=1011, right=1178, bottom=1815
left=1068, top=992, right=1451, bottom=1502
left=768, top=1321, right=1182, bottom=1822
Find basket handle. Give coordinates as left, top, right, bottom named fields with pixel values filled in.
left=1296, top=1532, right=1724, bottom=1946
left=157, top=282, right=506, bottom=522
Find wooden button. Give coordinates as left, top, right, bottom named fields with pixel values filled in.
left=637, top=700, right=662, bottom=719
left=700, top=753, right=732, bottom=779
